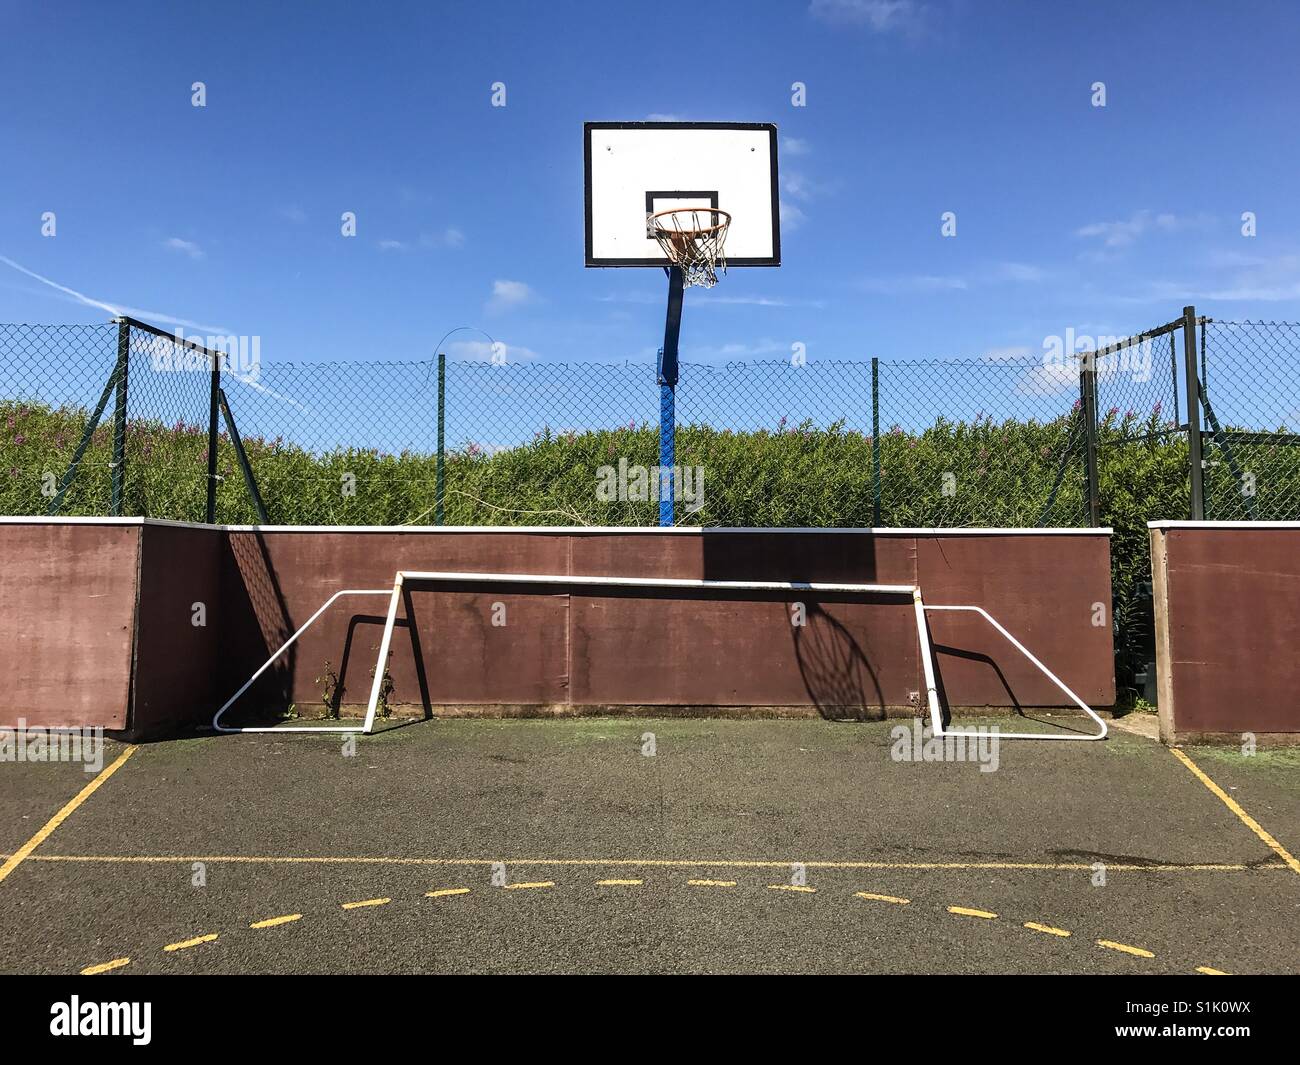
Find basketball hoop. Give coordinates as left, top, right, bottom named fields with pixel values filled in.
left=649, top=207, right=732, bottom=288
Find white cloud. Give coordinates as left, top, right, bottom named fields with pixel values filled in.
left=1015, top=361, right=1079, bottom=398
left=859, top=275, right=968, bottom=294
left=597, top=290, right=825, bottom=309
left=782, top=136, right=811, bottom=156
left=645, top=112, right=682, bottom=121
left=992, top=261, right=1046, bottom=283
left=279, top=205, right=307, bottom=224
left=858, top=263, right=1044, bottom=296
left=446, top=338, right=539, bottom=362
left=701, top=294, right=828, bottom=309
left=378, top=229, right=464, bottom=252
left=780, top=200, right=807, bottom=231
left=0, top=255, right=229, bottom=332
left=1108, top=251, right=1300, bottom=305
left=486, top=279, right=538, bottom=313
left=163, top=237, right=204, bottom=260
left=781, top=172, right=816, bottom=202
left=1118, top=279, right=1300, bottom=304
left=679, top=338, right=790, bottom=360
left=809, top=0, right=923, bottom=33
left=1075, top=210, right=1211, bottom=249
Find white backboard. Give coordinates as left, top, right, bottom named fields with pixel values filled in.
left=584, top=122, right=781, bottom=268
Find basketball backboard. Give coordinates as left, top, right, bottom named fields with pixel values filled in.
left=584, top=122, right=781, bottom=268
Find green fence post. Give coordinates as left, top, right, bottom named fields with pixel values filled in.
left=218, top=388, right=269, bottom=524
left=205, top=341, right=221, bottom=524
left=109, top=319, right=130, bottom=515
left=1079, top=349, right=1101, bottom=527
left=871, top=356, right=881, bottom=526
left=435, top=351, right=446, bottom=525
left=1182, top=305, right=1205, bottom=520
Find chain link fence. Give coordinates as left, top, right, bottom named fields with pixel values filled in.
left=211, top=353, right=1090, bottom=529
left=6, top=312, right=1297, bottom=531
left=1201, top=321, right=1300, bottom=522
left=0, top=323, right=122, bottom=516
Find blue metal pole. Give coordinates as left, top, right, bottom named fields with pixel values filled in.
left=657, top=265, right=684, bottom=527
left=658, top=367, right=675, bottom=526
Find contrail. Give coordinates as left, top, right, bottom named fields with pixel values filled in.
left=0, top=255, right=231, bottom=334
left=0, top=254, right=307, bottom=409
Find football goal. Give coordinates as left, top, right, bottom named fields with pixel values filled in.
left=212, top=571, right=1107, bottom=741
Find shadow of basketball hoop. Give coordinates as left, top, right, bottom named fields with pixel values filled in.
left=792, top=603, right=886, bottom=722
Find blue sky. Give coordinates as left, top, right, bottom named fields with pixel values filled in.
left=2, top=0, right=1299, bottom=370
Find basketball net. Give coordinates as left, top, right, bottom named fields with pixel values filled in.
left=649, top=208, right=732, bottom=288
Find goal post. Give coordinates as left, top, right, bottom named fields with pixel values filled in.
left=214, top=571, right=1106, bottom=741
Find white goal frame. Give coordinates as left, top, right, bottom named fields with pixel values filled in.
left=212, top=572, right=1106, bottom=741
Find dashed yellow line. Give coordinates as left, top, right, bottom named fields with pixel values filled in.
left=595, top=879, right=643, bottom=886
left=687, top=879, right=736, bottom=888
left=502, top=881, right=553, bottom=890
left=768, top=884, right=816, bottom=893
left=1196, top=966, right=1229, bottom=975
left=1024, top=921, right=1072, bottom=938
left=948, top=905, right=998, bottom=920
left=425, top=887, right=471, bottom=898
left=1097, top=939, right=1155, bottom=959
left=0, top=746, right=138, bottom=885
left=341, top=897, right=391, bottom=909
left=1170, top=748, right=1300, bottom=876
left=81, top=957, right=130, bottom=975
left=250, top=913, right=302, bottom=929
left=12, top=854, right=1282, bottom=873
left=854, top=891, right=910, bottom=905
left=163, top=933, right=218, bottom=952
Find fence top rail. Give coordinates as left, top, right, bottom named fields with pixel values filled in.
left=1072, top=315, right=1206, bottom=363
left=113, top=315, right=228, bottom=366
left=0, top=516, right=1114, bottom=536
left=1149, top=520, right=1300, bottom=530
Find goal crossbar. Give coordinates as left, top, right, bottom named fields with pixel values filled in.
left=212, top=571, right=1106, bottom=741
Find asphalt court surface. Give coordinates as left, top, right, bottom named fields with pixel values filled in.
left=2, top=717, right=1297, bottom=974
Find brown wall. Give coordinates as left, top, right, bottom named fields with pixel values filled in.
left=0, top=521, right=1116, bottom=736
left=131, top=523, right=223, bottom=738
left=0, top=522, right=138, bottom=729
left=1152, top=523, right=1300, bottom=742
left=212, top=528, right=1115, bottom=721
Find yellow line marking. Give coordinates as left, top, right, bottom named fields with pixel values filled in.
left=948, top=906, right=998, bottom=920
left=767, top=884, right=817, bottom=893
left=687, top=879, right=737, bottom=888
left=341, top=897, right=391, bottom=909
left=163, top=933, right=218, bottom=952
left=8, top=854, right=1284, bottom=873
left=1196, top=966, right=1229, bottom=976
left=250, top=914, right=302, bottom=929
left=425, top=887, right=471, bottom=898
left=855, top=892, right=910, bottom=905
left=80, top=957, right=130, bottom=975
left=1024, top=921, right=1072, bottom=937
left=1170, top=748, right=1300, bottom=876
left=595, top=879, right=643, bottom=886
left=0, top=746, right=138, bottom=886
left=503, top=881, right=553, bottom=890
left=1097, top=939, right=1155, bottom=959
